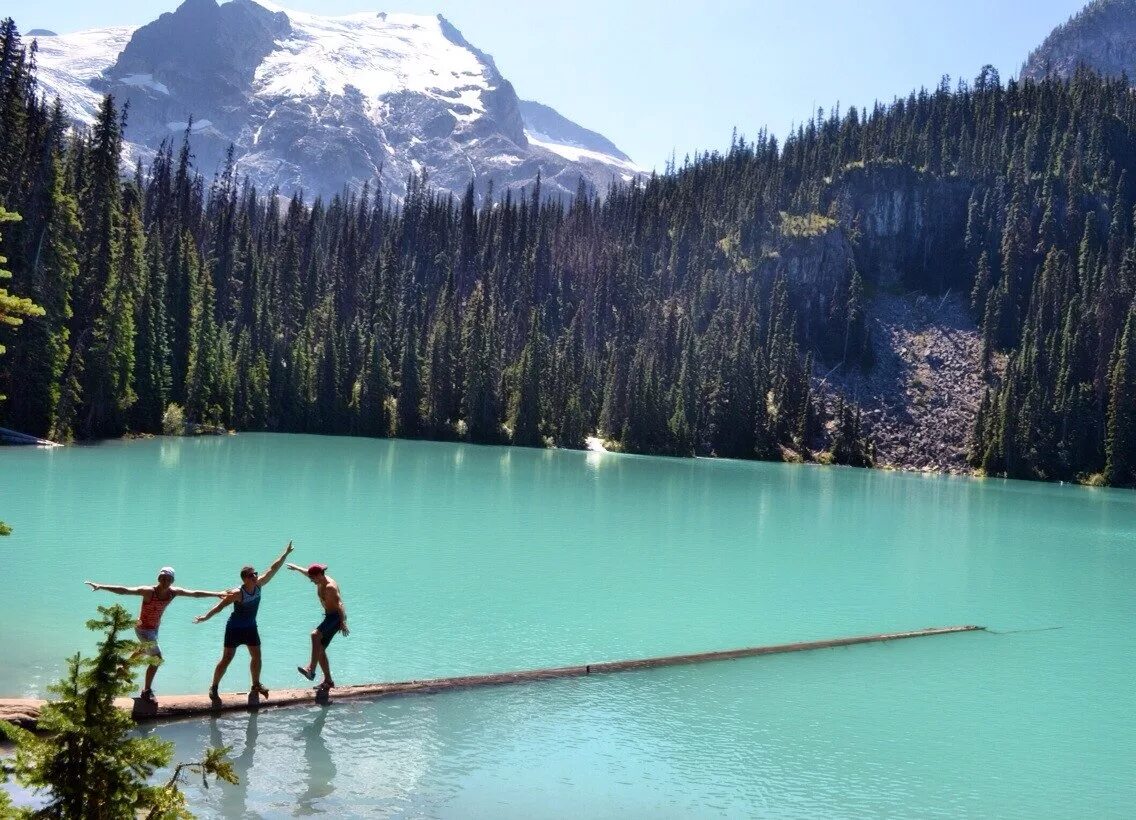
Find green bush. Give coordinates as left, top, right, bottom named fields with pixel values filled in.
left=162, top=403, right=187, bottom=436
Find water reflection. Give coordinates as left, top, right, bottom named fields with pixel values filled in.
left=158, top=438, right=181, bottom=468
left=297, top=707, right=336, bottom=814
left=209, top=712, right=257, bottom=818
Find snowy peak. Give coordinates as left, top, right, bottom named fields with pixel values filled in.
left=26, top=0, right=638, bottom=200
left=32, top=26, right=136, bottom=126
left=254, top=7, right=487, bottom=105
left=519, top=100, right=631, bottom=163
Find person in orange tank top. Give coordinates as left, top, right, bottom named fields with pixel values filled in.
left=85, top=567, right=226, bottom=703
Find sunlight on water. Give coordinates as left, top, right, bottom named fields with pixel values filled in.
left=3, top=434, right=1135, bottom=816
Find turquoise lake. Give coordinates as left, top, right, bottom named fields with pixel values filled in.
left=2, top=434, right=1135, bottom=817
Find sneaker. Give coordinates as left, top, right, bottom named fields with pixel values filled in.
left=253, top=682, right=270, bottom=699
left=297, top=666, right=315, bottom=681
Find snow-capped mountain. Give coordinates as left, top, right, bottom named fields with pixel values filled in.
left=29, top=0, right=642, bottom=201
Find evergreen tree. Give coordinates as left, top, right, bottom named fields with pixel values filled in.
left=509, top=313, right=544, bottom=447
left=0, top=207, right=43, bottom=398
left=1105, top=306, right=1136, bottom=485
left=462, top=283, right=502, bottom=443
left=559, top=392, right=589, bottom=450
left=4, top=139, right=80, bottom=438
left=354, top=329, right=394, bottom=437
left=77, top=97, right=135, bottom=438
left=395, top=329, right=424, bottom=438
left=0, top=605, right=236, bottom=817
left=132, top=234, right=172, bottom=433
left=0, top=206, right=41, bottom=536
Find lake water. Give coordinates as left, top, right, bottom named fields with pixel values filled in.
left=2, top=434, right=1134, bottom=817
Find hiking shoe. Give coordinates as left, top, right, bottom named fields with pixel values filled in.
left=208, top=685, right=219, bottom=700
left=253, top=683, right=270, bottom=699
left=297, top=666, right=316, bottom=681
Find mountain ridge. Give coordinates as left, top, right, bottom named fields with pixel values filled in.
left=1022, top=0, right=1136, bottom=81
left=28, top=0, right=641, bottom=201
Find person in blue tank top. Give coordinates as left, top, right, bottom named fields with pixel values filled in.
left=194, top=540, right=293, bottom=700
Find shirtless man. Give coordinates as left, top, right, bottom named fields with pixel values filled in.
left=193, top=541, right=293, bottom=700
left=85, top=567, right=225, bottom=702
left=288, top=562, right=349, bottom=690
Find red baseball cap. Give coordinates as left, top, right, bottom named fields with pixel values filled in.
left=306, top=563, right=328, bottom=575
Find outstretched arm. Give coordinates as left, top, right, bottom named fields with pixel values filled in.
left=85, top=582, right=147, bottom=596
left=258, top=541, right=294, bottom=586
left=285, top=562, right=307, bottom=574
left=193, top=590, right=239, bottom=623
left=172, top=586, right=228, bottom=599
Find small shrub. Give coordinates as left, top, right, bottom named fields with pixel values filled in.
left=161, top=403, right=186, bottom=436
left=779, top=212, right=837, bottom=238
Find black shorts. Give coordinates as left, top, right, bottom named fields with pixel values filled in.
left=316, top=612, right=342, bottom=648
left=224, top=624, right=261, bottom=648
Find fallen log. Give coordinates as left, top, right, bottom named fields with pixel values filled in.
left=0, top=625, right=983, bottom=730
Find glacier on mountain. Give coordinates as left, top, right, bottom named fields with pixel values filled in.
left=26, top=0, right=642, bottom=201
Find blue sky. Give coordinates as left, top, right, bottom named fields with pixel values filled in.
left=8, top=0, right=1087, bottom=170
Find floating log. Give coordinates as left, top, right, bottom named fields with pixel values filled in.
left=0, top=625, right=982, bottom=730
left=0, top=427, right=60, bottom=447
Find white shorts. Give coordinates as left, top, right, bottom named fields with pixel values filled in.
left=135, top=626, right=162, bottom=657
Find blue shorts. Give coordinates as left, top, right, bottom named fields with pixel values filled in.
left=316, top=612, right=342, bottom=648
left=224, top=624, right=261, bottom=648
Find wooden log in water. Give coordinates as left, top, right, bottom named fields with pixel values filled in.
left=0, top=427, right=60, bottom=447
left=0, top=625, right=983, bottom=730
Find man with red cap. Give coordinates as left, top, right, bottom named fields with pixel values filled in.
left=287, top=559, right=349, bottom=690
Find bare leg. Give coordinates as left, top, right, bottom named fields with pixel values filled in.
left=316, top=644, right=332, bottom=687
left=305, top=630, right=323, bottom=676
left=143, top=659, right=159, bottom=692
left=249, top=645, right=263, bottom=689
left=211, top=647, right=237, bottom=690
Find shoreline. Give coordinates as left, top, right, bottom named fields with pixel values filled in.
left=7, top=429, right=1121, bottom=491
left=11, top=430, right=1121, bottom=492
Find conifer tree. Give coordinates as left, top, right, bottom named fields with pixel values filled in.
left=462, top=283, right=502, bottom=443
left=354, top=329, right=394, bottom=437
left=509, top=313, right=544, bottom=447
left=1105, top=306, right=1136, bottom=485
left=396, top=328, right=424, bottom=438
left=77, top=97, right=135, bottom=438
left=559, top=392, right=589, bottom=450
left=4, top=144, right=80, bottom=438
left=132, top=234, right=172, bottom=433
left=0, top=207, right=43, bottom=399
left=0, top=605, right=236, bottom=816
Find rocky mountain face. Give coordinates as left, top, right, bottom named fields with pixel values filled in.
left=755, top=161, right=984, bottom=473
left=1022, top=0, right=1136, bottom=81
left=28, top=0, right=641, bottom=201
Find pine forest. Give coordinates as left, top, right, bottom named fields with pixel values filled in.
left=1, top=20, right=1134, bottom=486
